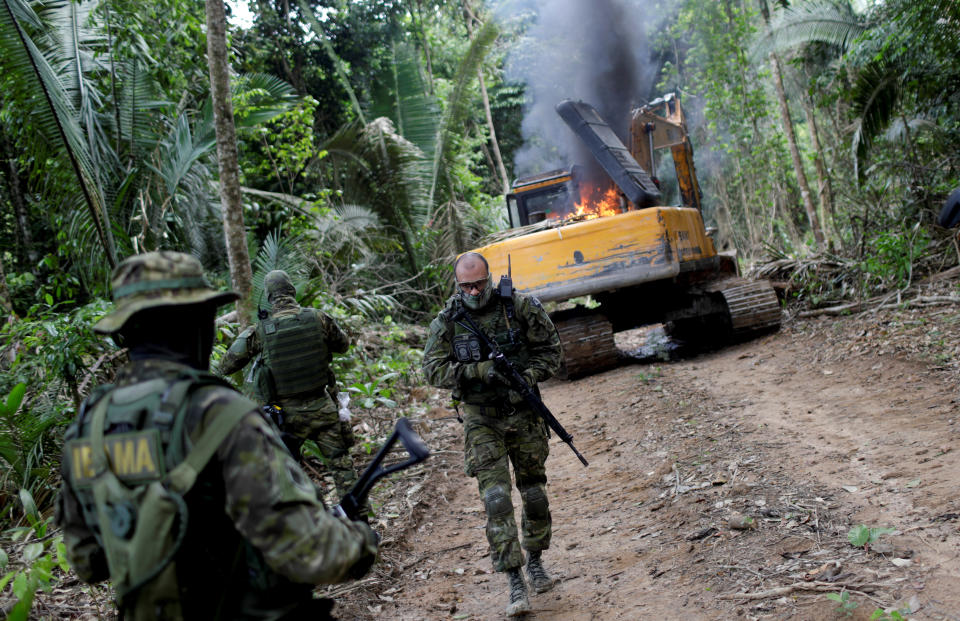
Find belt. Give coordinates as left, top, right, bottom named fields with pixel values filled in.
left=461, top=403, right=518, bottom=417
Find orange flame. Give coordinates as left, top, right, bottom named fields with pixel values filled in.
left=572, top=184, right=623, bottom=220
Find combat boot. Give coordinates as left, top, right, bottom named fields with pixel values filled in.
left=525, top=550, right=557, bottom=594
left=505, top=567, right=530, bottom=617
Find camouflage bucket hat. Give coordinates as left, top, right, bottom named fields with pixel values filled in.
left=94, top=251, right=238, bottom=334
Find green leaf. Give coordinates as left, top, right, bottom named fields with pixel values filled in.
left=18, top=489, right=38, bottom=522
left=12, top=571, right=28, bottom=599
left=0, top=548, right=7, bottom=570
left=55, top=540, right=69, bottom=573
left=868, top=527, right=896, bottom=543
left=22, top=542, right=43, bottom=563
left=826, top=593, right=843, bottom=603
left=9, top=594, right=33, bottom=621
left=5, top=383, right=26, bottom=417
left=848, top=524, right=870, bottom=547
left=0, top=571, right=14, bottom=592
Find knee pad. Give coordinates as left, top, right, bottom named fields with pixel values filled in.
left=483, top=484, right=513, bottom=519
left=521, top=486, right=549, bottom=521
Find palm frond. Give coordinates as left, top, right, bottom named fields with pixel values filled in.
left=0, top=0, right=116, bottom=267
left=340, top=292, right=399, bottom=320
left=430, top=198, right=488, bottom=261
left=850, top=59, right=903, bottom=182
left=116, top=59, right=168, bottom=158
left=884, top=116, right=942, bottom=143
left=232, top=72, right=300, bottom=125
left=429, top=19, right=498, bottom=212
left=250, top=229, right=308, bottom=315
left=36, top=0, right=114, bottom=175
left=753, top=0, right=864, bottom=59
left=370, top=41, right=438, bottom=217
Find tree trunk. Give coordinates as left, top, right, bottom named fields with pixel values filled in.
left=0, top=131, right=38, bottom=270
left=0, top=249, right=16, bottom=319
left=802, top=98, right=836, bottom=244
left=758, top=0, right=823, bottom=250
left=205, top=0, right=254, bottom=327
left=461, top=3, right=509, bottom=195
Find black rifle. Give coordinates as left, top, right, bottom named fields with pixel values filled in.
left=332, top=418, right=430, bottom=520
left=450, top=304, right=589, bottom=467
left=261, top=404, right=304, bottom=456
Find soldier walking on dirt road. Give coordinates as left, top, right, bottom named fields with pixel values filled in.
left=220, top=270, right=364, bottom=507
left=422, top=252, right=563, bottom=616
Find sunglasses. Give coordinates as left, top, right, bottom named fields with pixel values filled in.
left=457, top=278, right=488, bottom=293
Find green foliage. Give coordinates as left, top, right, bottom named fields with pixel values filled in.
left=0, top=300, right=115, bottom=515
left=347, top=375, right=399, bottom=409
left=332, top=317, right=423, bottom=411
left=0, top=497, right=71, bottom=620
left=847, top=524, right=896, bottom=548
left=826, top=590, right=859, bottom=616
left=870, top=608, right=906, bottom=620
left=861, top=225, right=929, bottom=291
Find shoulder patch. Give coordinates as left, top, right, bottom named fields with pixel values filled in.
left=67, top=429, right=164, bottom=488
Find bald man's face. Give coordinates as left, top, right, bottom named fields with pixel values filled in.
left=455, top=258, right=489, bottom=295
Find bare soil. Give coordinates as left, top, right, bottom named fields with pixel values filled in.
left=13, top=284, right=960, bottom=620
left=340, top=296, right=960, bottom=620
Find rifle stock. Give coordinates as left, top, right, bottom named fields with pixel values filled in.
left=332, top=418, right=430, bottom=520
left=452, top=306, right=589, bottom=467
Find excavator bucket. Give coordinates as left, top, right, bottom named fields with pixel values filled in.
left=556, top=100, right=661, bottom=208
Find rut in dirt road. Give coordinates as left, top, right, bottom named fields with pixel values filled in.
left=371, top=319, right=960, bottom=621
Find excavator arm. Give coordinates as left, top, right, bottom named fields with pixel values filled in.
left=630, top=93, right=702, bottom=212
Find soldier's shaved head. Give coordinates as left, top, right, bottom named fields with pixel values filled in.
left=454, top=252, right=489, bottom=280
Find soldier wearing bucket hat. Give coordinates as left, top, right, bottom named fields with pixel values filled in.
left=56, top=251, right=378, bottom=620
left=220, top=269, right=364, bottom=510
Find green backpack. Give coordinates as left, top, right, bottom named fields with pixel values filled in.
left=67, top=373, right=254, bottom=618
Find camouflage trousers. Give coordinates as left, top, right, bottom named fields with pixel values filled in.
left=277, top=394, right=358, bottom=499
left=462, top=405, right=551, bottom=572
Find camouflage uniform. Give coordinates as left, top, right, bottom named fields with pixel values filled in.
left=55, top=252, right=377, bottom=620
left=422, top=289, right=562, bottom=572
left=219, top=272, right=359, bottom=499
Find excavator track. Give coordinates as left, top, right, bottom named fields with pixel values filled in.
left=712, top=278, right=781, bottom=335
left=554, top=314, right=619, bottom=379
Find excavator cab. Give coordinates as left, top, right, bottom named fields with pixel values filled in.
left=506, top=169, right=575, bottom=227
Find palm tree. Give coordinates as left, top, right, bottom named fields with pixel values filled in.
left=1, top=0, right=301, bottom=296
left=0, top=0, right=117, bottom=268
left=757, top=0, right=824, bottom=249
left=757, top=0, right=959, bottom=189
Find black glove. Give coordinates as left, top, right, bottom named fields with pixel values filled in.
left=347, top=520, right=380, bottom=580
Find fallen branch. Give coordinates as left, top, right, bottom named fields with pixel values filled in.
left=718, top=581, right=882, bottom=601
left=78, top=349, right=127, bottom=394
left=797, top=302, right=861, bottom=318
left=797, top=293, right=960, bottom=318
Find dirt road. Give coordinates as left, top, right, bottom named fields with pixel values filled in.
left=346, top=313, right=960, bottom=621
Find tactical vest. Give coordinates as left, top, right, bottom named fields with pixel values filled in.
left=64, top=370, right=284, bottom=619
left=446, top=294, right=531, bottom=405
left=256, top=309, right=330, bottom=401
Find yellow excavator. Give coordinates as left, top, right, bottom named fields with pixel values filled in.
left=470, top=93, right=781, bottom=377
